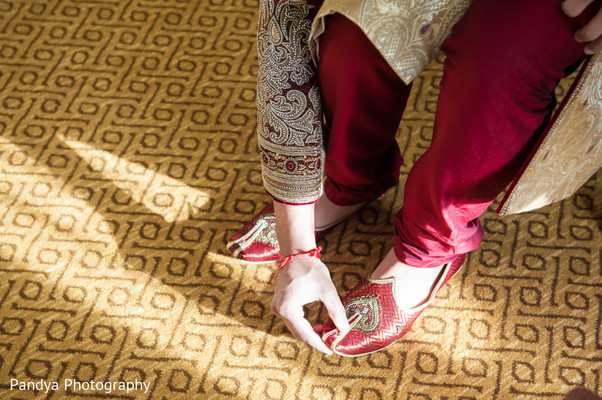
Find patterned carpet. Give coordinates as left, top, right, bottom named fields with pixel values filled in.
left=0, top=1, right=600, bottom=399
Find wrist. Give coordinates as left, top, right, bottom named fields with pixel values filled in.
left=278, top=233, right=317, bottom=256
left=278, top=234, right=316, bottom=256
left=273, top=201, right=316, bottom=256
left=273, top=247, right=322, bottom=281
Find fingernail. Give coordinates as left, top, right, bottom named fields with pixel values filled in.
left=584, top=47, right=594, bottom=55
left=574, top=34, right=583, bottom=43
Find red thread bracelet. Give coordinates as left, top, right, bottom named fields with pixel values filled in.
left=272, top=247, right=322, bottom=282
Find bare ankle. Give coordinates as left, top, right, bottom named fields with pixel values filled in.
left=371, top=248, right=445, bottom=309
left=314, top=195, right=365, bottom=230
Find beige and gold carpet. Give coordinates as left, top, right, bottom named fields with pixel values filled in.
left=0, top=1, right=600, bottom=399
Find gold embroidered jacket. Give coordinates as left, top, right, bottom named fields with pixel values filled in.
left=257, top=0, right=602, bottom=213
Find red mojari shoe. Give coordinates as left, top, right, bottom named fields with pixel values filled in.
left=322, top=254, right=465, bottom=356
left=226, top=202, right=332, bottom=263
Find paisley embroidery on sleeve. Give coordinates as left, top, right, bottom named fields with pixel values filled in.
left=257, top=0, right=324, bottom=204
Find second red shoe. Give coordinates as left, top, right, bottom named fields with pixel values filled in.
left=322, top=254, right=465, bottom=356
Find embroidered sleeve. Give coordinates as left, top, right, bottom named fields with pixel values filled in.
left=257, top=0, right=324, bottom=204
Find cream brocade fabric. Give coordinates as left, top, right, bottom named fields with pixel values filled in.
left=310, top=0, right=470, bottom=85
left=498, top=53, right=602, bottom=215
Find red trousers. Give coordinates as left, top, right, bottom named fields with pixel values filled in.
left=318, top=0, right=597, bottom=268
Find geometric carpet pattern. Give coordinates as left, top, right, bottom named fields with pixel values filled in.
left=0, top=1, right=600, bottom=399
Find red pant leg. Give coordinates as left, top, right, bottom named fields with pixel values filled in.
left=394, top=0, right=598, bottom=267
left=318, top=14, right=412, bottom=206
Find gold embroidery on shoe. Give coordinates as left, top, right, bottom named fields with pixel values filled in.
left=345, top=296, right=380, bottom=333
left=255, top=213, right=279, bottom=247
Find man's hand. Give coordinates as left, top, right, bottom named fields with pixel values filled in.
left=562, top=0, right=602, bottom=54
left=271, top=254, right=350, bottom=355
left=270, top=200, right=350, bottom=354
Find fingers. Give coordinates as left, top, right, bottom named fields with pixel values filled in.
left=562, top=0, right=602, bottom=54
left=562, top=0, right=594, bottom=18
left=320, top=290, right=350, bottom=335
left=575, top=7, right=602, bottom=53
left=270, top=257, right=340, bottom=354
left=280, top=307, right=333, bottom=355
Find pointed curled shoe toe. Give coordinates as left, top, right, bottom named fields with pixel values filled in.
left=227, top=202, right=333, bottom=263
left=322, top=254, right=465, bottom=356
left=227, top=203, right=280, bottom=263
